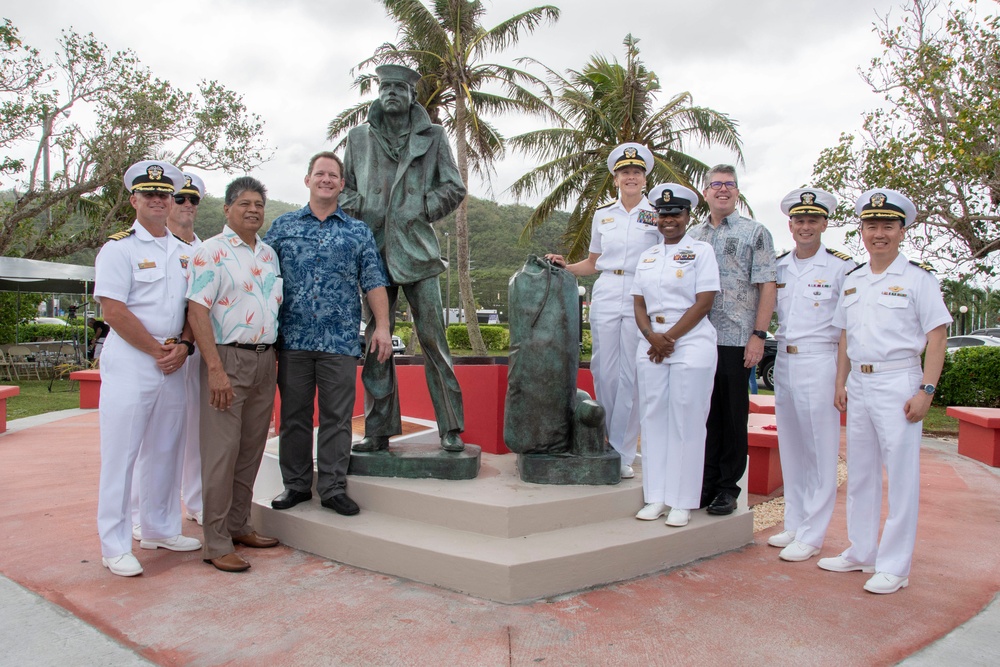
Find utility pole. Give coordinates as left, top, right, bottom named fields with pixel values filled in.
left=445, top=231, right=451, bottom=326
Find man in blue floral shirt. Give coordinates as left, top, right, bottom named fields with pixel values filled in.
left=264, top=152, right=392, bottom=517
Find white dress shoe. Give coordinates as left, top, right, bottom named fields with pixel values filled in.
left=766, top=530, right=796, bottom=548
left=664, top=508, right=690, bottom=527
left=817, top=554, right=875, bottom=573
left=185, top=511, right=203, bottom=525
left=635, top=502, right=668, bottom=520
left=132, top=524, right=142, bottom=541
left=779, top=540, right=820, bottom=562
left=140, top=534, right=202, bottom=552
left=102, top=552, right=143, bottom=577
left=864, top=572, right=909, bottom=594
left=620, top=464, right=635, bottom=479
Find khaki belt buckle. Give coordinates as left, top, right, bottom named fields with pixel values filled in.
left=654, top=316, right=666, bottom=324
left=612, top=269, right=625, bottom=275
left=860, top=364, right=874, bottom=374
left=786, top=345, right=798, bottom=354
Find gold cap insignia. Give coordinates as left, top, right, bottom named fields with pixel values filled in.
left=664, top=189, right=673, bottom=201
left=871, top=192, right=886, bottom=208
left=147, top=165, right=163, bottom=181
left=623, top=147, right=637, bottom=159
left=801, top=192, right=815, bottom=205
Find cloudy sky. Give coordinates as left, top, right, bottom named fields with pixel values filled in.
left=6, top=0, right=908, bottom=254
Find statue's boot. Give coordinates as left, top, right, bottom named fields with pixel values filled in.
left=440, top=430, right=465, bottom=452
left=352, top=435, right=390, bottom=452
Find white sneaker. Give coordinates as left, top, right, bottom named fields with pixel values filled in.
left=779, top=540, right=820, bottom=562
left=635, top=502, right=668, bottom=520
left=185, top=511, right=203, bottom=525
left=864, top=572, right=909, bottom=594
left=766, top=530, right=796, bottom=548
left=817, top=554, right=875, bottom=573
left=132, top=524, right=142, bottom=541
left=140, top=534, right=202, bottom=552
left=665, top=508, right=690, bottom=527
left=102, top=552, right=143, bottom=577
left=620, top=464, right=635, bottom=479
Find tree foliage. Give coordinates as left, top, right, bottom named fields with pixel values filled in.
left=812, top=0, right=1000, bottom=278
left=0, top=20, right=271, bottom=260
left=327, top=0, right=559, bottom=355
left=508, top=35, right=745, bottom=261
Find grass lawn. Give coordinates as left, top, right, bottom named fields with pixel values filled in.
left=5, top=379, right=82, bottom=420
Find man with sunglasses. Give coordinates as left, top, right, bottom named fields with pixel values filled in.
left=94, top=160, right=202, bottom=577
left=689, top=165, right=777, bottom=516
left=131, top=172, right=207, bottom=540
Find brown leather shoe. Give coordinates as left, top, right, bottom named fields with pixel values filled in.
left=204, top=552, right=250, bottom=572
left=232, top=531, right=279, bottom=549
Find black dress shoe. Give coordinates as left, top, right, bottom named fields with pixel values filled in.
left=321, top=494, right=360, bottom=516
left=352, top=435, right=389, bottom=452
left=706, top=492, right=737, bottom=516
left=271, top=489, right=312, bottom=510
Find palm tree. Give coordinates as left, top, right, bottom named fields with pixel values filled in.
left=327, top=0, right=559, bottom=355
left=509, top=35, right=745, bottom=261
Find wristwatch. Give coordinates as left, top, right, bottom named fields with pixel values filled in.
left=752, top=330, right=767, bottom=340
left=920, top=384, right=935, bottom=396
left=179, top=340, right=195, bottom=356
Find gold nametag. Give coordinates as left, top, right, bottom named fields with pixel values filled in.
left=776, top=283, right=786, bottom=288
left=601, top=217, right=614, bottom=224
left=138, top=260, right=156, bottom=269
left=844, top=287, right=856, bottom=295
left=676, top=269, right=684, bottom=278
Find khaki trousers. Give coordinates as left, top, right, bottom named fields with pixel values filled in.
left=199, top=345, right=276, bottom=560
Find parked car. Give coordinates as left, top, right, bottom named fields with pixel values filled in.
left=31, top=317, right=70, bottom=326
left=758, top=334, right=778, bottom=391
left=969, top=328, right=1000, bottom=338
left=945, top=335, right=1000, bottom=353
left=359, top=326, right=406, bottom=355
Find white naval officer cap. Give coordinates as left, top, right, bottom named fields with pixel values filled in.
left=855, top=188, right=917, bottom=228
left=123, top=160, right=185, bottom=195
left=647, top=183, right=698, bottom=213
left=177, top=172, right=206, bottom=199
left=781, top=188, right=837, bottom=217
left=607, top=142, right=654, bottom=174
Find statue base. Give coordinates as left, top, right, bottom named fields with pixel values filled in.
left=349, top=443, right=481, bottom=480
left=517, top=450, right=621, bottom=485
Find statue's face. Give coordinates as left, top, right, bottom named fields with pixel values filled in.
left=378, top=80, right=412, bottom=115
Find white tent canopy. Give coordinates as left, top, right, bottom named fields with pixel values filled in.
left=0, top=256, right=95, bottom=294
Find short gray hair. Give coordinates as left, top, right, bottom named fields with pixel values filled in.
left=704, top=164, right=738, bottom=189
left=224, top=176, right=267, bottom=206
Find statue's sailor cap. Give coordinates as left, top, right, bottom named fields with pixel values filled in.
left=375, top=64, right=422, bottom=88
left=647, top=183, right=698, bottom=214
left=781, top=188, right=837, bottom=217
left=607, top=142, right=654, bottom=174
left=855, top=188, right=917, bottom=227
left=123, top=160, right=184, bottom=195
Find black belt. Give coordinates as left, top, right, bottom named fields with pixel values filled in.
left=223, top=342, right=274, bottom=353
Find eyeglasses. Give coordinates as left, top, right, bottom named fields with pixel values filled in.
left=174, top=195, right=201, bottom=205
left=708, top=181, right=738, bottom=190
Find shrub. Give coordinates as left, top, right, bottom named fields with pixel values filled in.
left=16, top=323, right=88, bottom=343
left=935, top=347, right=1000, bottom=408
left=446, top=324, right=509, bottom=351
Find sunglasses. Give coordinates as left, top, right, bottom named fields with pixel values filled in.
left=174, top=195, right=201, bottom=205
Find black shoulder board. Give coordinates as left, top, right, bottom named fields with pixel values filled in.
left=107, top=229, right=135, bottom=241
left=776, top=250, right=791, bottom=260
left=826, top=248, right=853, bottom=262
left=595, top=200, right=617, bottom=210
left=909, top=259, right=935, bottom=273
left=846, top=262, right=866, bottom=275
left=172, top=233, right=192, bottom=245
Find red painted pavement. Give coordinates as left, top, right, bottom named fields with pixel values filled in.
left=1, top=411, right=998, bottom=666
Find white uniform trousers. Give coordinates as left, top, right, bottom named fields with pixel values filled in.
left=774, top=349, right=840, bottom=549
left=842, top=366, right=923, bottom=577
left=131, top=348, right=202, bottom=528
left=590, top=272, right=640, bottom=465
left=98, top=334, right=186, bottom=557
left=636, top=321, right=716, bottom=509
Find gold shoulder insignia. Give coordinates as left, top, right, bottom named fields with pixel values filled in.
left=172, top=233, right=192, bottom=245
left=595, top=200, right=617, bottom=210
left=107, top=229, right=135, bottom=241
left=909, top=259, right=935, bottom=273
left=846, top=262, right=866, bottom=275
left=776, top=250, right=791, bottom=260
left=826, top=248, right=853, bottom=262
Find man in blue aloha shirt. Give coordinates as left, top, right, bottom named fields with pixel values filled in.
left=264, top=152, right=392, bottom=517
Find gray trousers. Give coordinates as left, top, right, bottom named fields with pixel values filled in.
left=199, top=345, right=276, bottom=560
left=277, top=350, right=355, bottom=500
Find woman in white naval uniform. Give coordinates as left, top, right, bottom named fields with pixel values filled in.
left=545, top=143, right=660, bottom=478
left=769, top=188, right=855, bottom=562
left=631, top=184, right=719, bottom=527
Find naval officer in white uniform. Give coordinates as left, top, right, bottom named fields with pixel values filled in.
left=95, top=160, right=202, bottom=577
left=631, top=184, right=719, bottom=527
left=768, top=188, right=855, bottom=562
left=545, top=143, right=660, bottom=478
left=819, top=189, right=950, bottom=594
